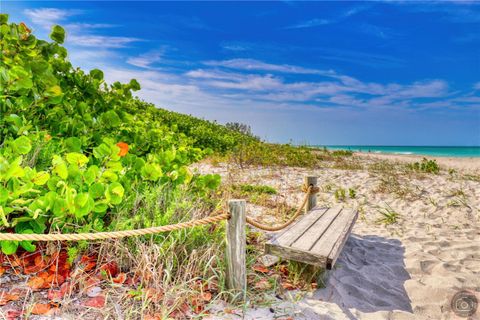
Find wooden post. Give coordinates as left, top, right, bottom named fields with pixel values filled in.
left=226, top=199, right=246, bottom=301
left=304, top=176, right=317, bottom=213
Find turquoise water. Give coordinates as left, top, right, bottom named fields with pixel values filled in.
left=315, top=146, right=480, bottom=157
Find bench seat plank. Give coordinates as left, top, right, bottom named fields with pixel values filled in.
left=265, top=206, right=357, bottom=269
left=291, top=206, right=343, bottom=251
left=274, top=207, right=328, bottom=246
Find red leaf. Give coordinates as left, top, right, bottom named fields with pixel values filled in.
left=201, top=291, right=212, bottom=302
left=112, top=272, right=127, bottom=284
left=27, top=277, right=45, bottom=290
left=84, top=295, right=105, bottom=308
left=0, top=291, right=20, bottom=306
left=31, top=303, right=51, bottom=315
left=281, top=281, right=295, bottom=290
left=5, top=309, right=22, bottom=320
left=252, top=265, right=269, bottom=273
left=99, top=261, right=118, bottom=277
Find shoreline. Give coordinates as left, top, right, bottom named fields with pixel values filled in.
left=354, top=152, right=480, bottom=172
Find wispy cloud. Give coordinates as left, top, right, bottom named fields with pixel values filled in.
left=24, top=8, right=81, bottom=29
left=204, top=58, right=332, bottom=75
left=184, top=59, right=451, bottom=108
left=285, top=18, right=331, bottom=29
left=65, top=23, right=116, bottom=30
left=127, top=50, right=165, bottom=68
left=284, top=5, right=368, bottom=29
left=23, top=7, right=142, bottom=50
left=407, top=4, right=480, bottom=24
left=474, top=82, right=480, bottom=90
left=359, top=23, right=397, bottom=39
left=69, top=35, right=142, bottom=48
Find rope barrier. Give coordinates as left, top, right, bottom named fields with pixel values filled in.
left=0, top=183, right=318, bottom=241
left=0, top=213, right=230, bottom=241
left=244, top=185, right=314, bottom=232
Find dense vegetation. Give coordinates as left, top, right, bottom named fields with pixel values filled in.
left=0, top=16, right=323, bottom=256
left=0, top=16, right=229, bottom=254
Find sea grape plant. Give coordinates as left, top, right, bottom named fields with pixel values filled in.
left=0, top=15, right=222, bottom=254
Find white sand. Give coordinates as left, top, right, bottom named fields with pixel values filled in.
left=198, top=154, right=480, bottom=320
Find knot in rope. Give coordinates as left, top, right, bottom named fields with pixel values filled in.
left=302, top=184, right=320, bottom=194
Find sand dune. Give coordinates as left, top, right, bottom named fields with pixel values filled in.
left=200, top=153, right=480, bottom=320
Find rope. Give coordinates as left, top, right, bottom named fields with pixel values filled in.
left=0, top=183, right=318, bottom=240
left=0, top=213, right=230, bottom=241
left=245, top=185, right=314, bottom=232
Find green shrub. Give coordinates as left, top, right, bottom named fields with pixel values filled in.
left=238, top=184, right=277, bottom=195
left=0, top=17, right=222, bottom=254
left=331, top=150, right=353, bottom=157
left=408, top=158, right=440, bottom=174
left=348, top=188, right=357, bottom=199
left=334, top=188, right=346, bottom=201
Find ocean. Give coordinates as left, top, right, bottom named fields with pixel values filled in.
left=315, top=146, right=480, bottom=158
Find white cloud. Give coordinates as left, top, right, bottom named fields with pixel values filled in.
left=127, top=50, right=165, bottom=68
left=69, top=35, right=142, bottom=48
left=285, top=18, right=331, bottom=29
left=204, top=58, right=331, bottom=75
left=474, top=82, right=480, bottom=90
left=65, top=23, right=116, bottom=30
left=284, top=5, right=368, bottom=29
left=24, top=8, right=80, bottom=29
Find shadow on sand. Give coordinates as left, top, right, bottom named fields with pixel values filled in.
left=311, top=234, right=413, bottom=318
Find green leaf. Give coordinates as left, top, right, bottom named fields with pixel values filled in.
left=65, top=152, right=89, bottom=167
left=83, top=165, right=99, bottom=185
left=19, top=229, right=36, bottom=252
left=100, top=110, right=121, bottom=127
left=93, top=202, right=108, bottom=213
left=1, top=241, right=18, bottom=255
left=52, top=156, right=68, bottom=179
left=20, top=241, right=36, bottom=252
left=93, top=143, right=111, bottom=159
left=3, top=156, right=25, bottom=180
left=0, top=186, right=8, bottom=203
left=90, top=69, right=104, bottom=81
left=141, top=163, right=162, bottom=181
left=64, top=137, right=82, bottom=152
left=106, top=182, right=124, bottom=205
left=89, top=182, right=105, bottom=199
left=32, top=171, right=50, bottom=185
left=0, top=14, right=8, bottom=25
left=52, top=198, right=67, bottom=217
left=50, top=25, right=65, bottom=43
left=12, top=136, right=32, bottom=155
left=129, top=79, right=141, bottom=91
left=74, top=193, right=94, bottom=218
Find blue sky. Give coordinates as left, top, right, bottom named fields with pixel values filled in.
left=3, top=1, right=480, bottom=146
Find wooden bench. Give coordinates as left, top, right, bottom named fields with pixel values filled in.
left=265, top=205, right=358, bottom=270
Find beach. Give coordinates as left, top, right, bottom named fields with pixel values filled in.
left=198, top=153, right=480, bottom=320
left=355, top=152, right=480, bottom=173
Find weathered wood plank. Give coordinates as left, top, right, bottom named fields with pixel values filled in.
left=226, top=200, right=246, bottom=301
left=310, top=208, right=357, bottom=261
left=326, top=209, right=358, bottom=269
left=274, top=207, right=328, bottom=247
left=265, top=243, right=328, bottom=267
left=291, top=206, right=343, bottom=252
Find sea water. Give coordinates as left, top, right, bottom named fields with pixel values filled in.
left=315, top=146, right=480, bottom=157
